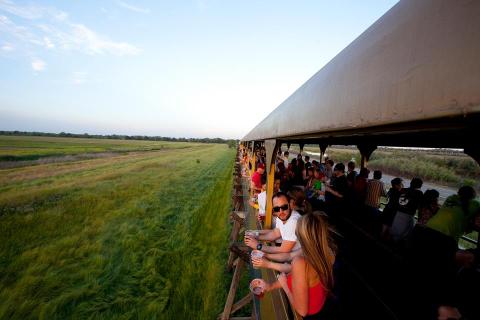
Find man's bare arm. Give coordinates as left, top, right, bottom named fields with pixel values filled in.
left=257, top=228, right=281, bottom=242
left=265, top=248, right=302, bottom=262
left=252, top=257, right=292, bottom=273
left=262, top=240, right=296, bottom=254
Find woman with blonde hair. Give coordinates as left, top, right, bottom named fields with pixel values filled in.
left=251, top=212, right=336, bottom=319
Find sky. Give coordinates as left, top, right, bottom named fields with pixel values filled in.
left=0, top=0, right=398, bottom=139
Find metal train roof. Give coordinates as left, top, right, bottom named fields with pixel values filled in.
left=241, top=0, right=480, bottom=148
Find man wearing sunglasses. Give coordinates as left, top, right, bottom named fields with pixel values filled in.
left=245, top=192, right=301, bottom=254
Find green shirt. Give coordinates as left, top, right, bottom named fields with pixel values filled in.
left=313, top=180, right=322, bottom=190
left=427, top=195, right=480, bottom=242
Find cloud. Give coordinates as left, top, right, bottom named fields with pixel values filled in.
left=31, top=57, right=45, bottom=71
left=1, top=42, right=14, bottom=51
left=70, top=23, right=141, bottom=56
left=43, top=36, right=54, bottom=48
left=0, top=0, right=44, bottom=19
left=0, top=14, right=42, bottom=46
left=0, top=0, right=67, bottom=21
left=117, top=1, right=150, bottom=14
left=0, top=1, right=141, bottom=57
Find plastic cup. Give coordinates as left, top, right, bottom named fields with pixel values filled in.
left=251, top=250, right=264, bottom=269
left=249, top=278, right=266, bottom=299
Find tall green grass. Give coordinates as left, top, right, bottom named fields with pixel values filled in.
left=0, top=142, right=234, bottom=319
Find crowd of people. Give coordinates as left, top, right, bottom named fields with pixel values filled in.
left=242, top=147, right=480, bottom=320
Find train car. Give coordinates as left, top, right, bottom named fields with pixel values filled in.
left=236, top=0, right=480, bottom=319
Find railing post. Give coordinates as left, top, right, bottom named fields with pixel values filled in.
left=319, top=143, right=328, bottom=164
left=264, top=139, right=278, bottom=229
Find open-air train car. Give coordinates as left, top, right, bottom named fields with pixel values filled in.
left=240, top=0, right=480, bottom=319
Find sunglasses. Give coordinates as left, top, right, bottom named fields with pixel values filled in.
left=273, top=204, right=289, bottom=212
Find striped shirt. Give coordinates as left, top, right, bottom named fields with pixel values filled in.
left=365, top=179, right=387, bottom=208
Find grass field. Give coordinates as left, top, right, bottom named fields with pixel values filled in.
left=0, top=136, right=235, bottom=319
left=0, top=136, right=195, bottom=162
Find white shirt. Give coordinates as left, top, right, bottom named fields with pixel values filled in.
left=257, top=191, right=266, bottom=216
left=275, top=210, right=302, bottom=251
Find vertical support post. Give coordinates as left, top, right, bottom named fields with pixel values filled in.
left=299, top=143, right=305, bottom=155
left=464, top=144, right=480, bottom=250
left=287, top=142, right=291, bottom=150
left=264, top=139, right=278, bottom=229
left=357, top=143, right=377, bottom=169
left=464, top=145, right=480, bottom=167
left=319, top=143, right=328, bottom=164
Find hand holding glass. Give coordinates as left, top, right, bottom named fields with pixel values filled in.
left=249, top=278, right=267, bottom=299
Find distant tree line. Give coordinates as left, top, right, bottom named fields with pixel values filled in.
left=0, top=131, right=239, bottom=148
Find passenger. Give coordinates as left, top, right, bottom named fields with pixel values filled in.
left=353, top=167, right=370, bottom=207
left=362, top=170, right=387, bottom=233
left=308, top=168, right=326, bottom=210
left=283, top=151, right=290, bottom=166
left=256, top=176, right=267, bottom=222
left=288, top=187, right=312, bottom=215
left=274, top=175, right=282, bottom=193
left=276, top=149, right=283, bottom=167
left=410, top=187, right=479, bottom=314
left=251, top=212, right=336, bottom=318
left=295, top=158, right=305, bottom=187
left=279, top=162, right=291, bottom=192
left=287, top=158, right=302, bottom=189
left=426, top=186, right=479, bottom=244
left=380, top=177, right=403, bottom=240
left=325, top=163, right=348, bottom=215
left=364, top=170, right=387, bottom=217
left=304, top=155, right=312, bottom=170
left=287, top=158, right=297, bottom=181
left=417, top=189, right=440, bottom=225
left=390, top=177, right=423, bottom=243
left=250, top=163, right=265, bottom=194
left=304, top=167, right=315, bottom=191
left=346, top=160, right=357, bottom=188
left=324, top=159, right=334, bottom=181
left=437, top=306, right=463, bottom=320
left=244, top=192, right=302, bottom=253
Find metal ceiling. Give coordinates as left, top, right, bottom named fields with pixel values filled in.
left=241, top=0, right=480, bottom=149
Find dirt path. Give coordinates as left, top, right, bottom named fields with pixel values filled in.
left=0, top=152, right=122, bottom=169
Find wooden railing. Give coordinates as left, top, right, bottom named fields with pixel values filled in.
left=220, top=148, right=294, bottom=320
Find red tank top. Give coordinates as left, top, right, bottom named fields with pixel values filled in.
left=287, top=272, right=326, bottom=315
